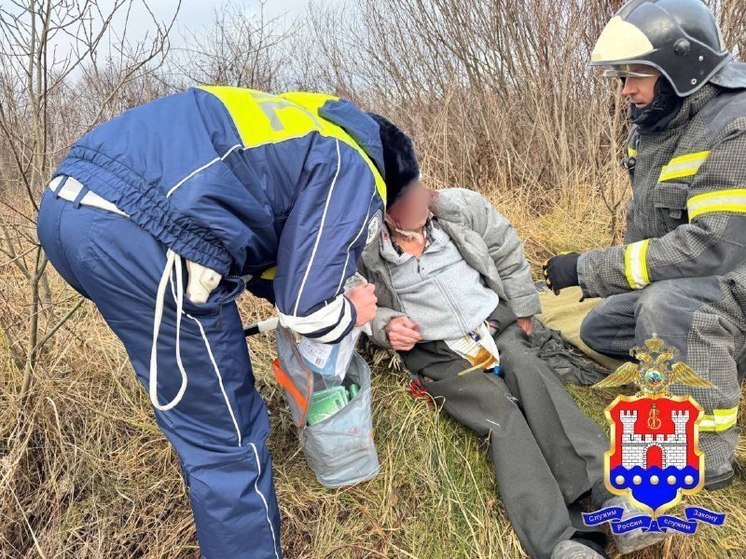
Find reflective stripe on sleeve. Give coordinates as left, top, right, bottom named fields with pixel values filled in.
left=624, top=239, right=651, bottom=290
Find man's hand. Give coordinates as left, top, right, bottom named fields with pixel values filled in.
left=517, top=317, right=534, bottom=336
left=347, top=282, right=378, bottom=326
left=542, top=252, right=580, bottom=294
left=385, top=316, right=422, bottom=351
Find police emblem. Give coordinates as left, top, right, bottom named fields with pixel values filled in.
left=583, top=336, right=727, bottom=535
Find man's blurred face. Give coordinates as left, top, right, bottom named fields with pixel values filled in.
left=386, top=180, right=430, bottom=231
left=621, top=65, right=661, bottom=109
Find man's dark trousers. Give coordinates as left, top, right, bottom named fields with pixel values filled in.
left=401, top=306, right=608, bottom=559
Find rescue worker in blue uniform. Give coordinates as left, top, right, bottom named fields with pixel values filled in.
left=36, top=86, right=420, bottom=558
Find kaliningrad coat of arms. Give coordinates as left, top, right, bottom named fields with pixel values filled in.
left=583, top=336, right=727, bottom=535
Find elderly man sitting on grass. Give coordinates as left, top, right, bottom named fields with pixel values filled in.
left=357, top=176, right=664, bottom=559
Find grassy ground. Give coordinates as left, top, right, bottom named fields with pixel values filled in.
left=2, top=189, right=745, bottom=558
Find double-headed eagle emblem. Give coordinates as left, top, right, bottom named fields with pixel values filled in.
left=595, top=335, right=713, bottom=396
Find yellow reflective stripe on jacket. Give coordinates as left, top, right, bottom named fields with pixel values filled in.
left=699, top=406, right=739, bottom=432
left=260, top=266, right=276, bottom=280
left=199, top=86, right=386, bottom=203
left=658, top=151, right=711, bottom=182
left=687, top=188, right=746, bottom=220
left=624, top=239, right=651, bottom=290
left=627, top=146, right=638, bottom=158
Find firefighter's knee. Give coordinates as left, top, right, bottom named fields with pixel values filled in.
left=580, top=307, right=612, bottom=353
left=634, top=282, right=682, bottom=322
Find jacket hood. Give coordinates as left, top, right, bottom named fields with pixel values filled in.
left=711, top=60, right=746, bottom=91
left=317, top=98, right=386, bottom=178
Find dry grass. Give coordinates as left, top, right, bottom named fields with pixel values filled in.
left=2, top=187, right=745, bottom=559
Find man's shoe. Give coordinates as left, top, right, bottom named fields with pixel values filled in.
left=704, top=461, right=734, bottom=490
left=551, top=540, right=606, bottom=559
left=603, top=496, right=669, bottom=554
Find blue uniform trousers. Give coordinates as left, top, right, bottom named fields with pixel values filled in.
left=38, top=187, right=282, bottom=559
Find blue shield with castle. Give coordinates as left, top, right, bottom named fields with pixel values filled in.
left=607, top=394, right=702, bottom=512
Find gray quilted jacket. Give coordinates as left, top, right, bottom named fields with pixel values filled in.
left=579, top=62, right=746, bottom=298
left=358, top=188, right=540, bottom=349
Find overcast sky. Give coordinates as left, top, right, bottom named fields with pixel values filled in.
left=136, top=0, right=334, bottom=44
left=1, top=0, right=345, bottom=83
left=151, top=0, right=312, bottom=28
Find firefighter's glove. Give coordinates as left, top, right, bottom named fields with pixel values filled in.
left=542, top=252, right=580, bottom=294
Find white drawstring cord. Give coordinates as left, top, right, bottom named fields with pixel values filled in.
left=167, top=265, right=244, bottom=447
left=149, top=249, right=189, bottom=411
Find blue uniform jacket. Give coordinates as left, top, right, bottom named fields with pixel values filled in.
left=54, top=87, right=387, bottom=342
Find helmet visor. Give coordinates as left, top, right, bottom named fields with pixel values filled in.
left=600, top=64, right=659, bottom=79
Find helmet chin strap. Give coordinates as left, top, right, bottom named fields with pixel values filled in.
left=629, top=76, right=685, bottom=132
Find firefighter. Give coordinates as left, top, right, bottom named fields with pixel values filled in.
left=36, top=87, right=419, bottom=558
left=544, top=0, right=746, bottom=490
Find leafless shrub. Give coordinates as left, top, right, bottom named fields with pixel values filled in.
left=171, top=0, right=295, bottom=91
